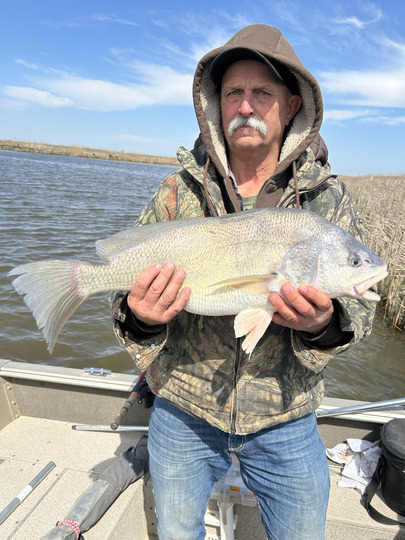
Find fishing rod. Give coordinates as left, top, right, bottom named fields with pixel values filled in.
left=110, top=370, right=154, bottom=430
left=73, top=425, right=149, bottom=432
left=0, top=462, right=55, bottom=525
left=316, top=397, right=405, bottom=418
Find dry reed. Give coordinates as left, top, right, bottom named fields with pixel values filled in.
left=343, top=174, right=405, bottom=331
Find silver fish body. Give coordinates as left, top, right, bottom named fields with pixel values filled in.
left=9, top=207, right=388, bottom=355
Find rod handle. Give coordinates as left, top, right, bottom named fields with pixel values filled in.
left=110, top=391, right=140, bottom=430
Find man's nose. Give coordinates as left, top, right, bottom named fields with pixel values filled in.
left=239, top=94, right=254, bottom=116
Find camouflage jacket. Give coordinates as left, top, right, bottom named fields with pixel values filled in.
left=111, top=144, right=376, bottom=435
left=112, top=25, right=376, bottom=434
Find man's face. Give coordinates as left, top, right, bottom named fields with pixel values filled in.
left=220, top=60, right=301, bottom=158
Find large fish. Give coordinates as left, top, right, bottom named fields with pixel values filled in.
left=9, top=207, right=387, bottom=355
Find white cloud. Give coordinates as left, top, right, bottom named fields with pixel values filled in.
left=334, top=14, right=381, bottom=30
left=3, top=86, right=73, bottom=107
left=41, top=13, right=139, bottom=29
left=189, top=29, right=231, bottom=63
left=150, top=10, right=250, bottom=66
left=323, top=109, right=374, bottom=122
left=319, top=69, right=405, bottom=108
left=133, top=63, right=193, bottom=102
left=333, top=4, right=383, bottom=30
left=90, top=14, right=139, bottom=27
left=360, top=115, right=405, bottom=126
left=319, top=31, right=405, bottom=115
left=15, top=59, right=40, bottom=70
left=324, top=108, right=405, bottom=126
left=2, top=64, right=193, bottom=111
left=379, top=37, right=405, bottom=64
left=154, top=24, right=236, bottom=66
left=337, top=16, right=366, bottom=29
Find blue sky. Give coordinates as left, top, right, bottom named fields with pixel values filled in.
left=1, top=0, right=405, bottom=176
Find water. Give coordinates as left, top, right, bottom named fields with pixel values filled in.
left=1, top=150, right=404, bottom=401
left=1, top=150, right=177, bottom=373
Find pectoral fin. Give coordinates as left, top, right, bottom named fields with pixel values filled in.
left=234, top=307, right=275, bottom=358
left=210, top=274, right=277, bottom=295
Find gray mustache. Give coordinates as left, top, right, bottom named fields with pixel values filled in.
left=227, top=116, right=267, bottom=137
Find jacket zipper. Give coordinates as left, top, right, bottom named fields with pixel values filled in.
left=230, top=338, right=242, bottom=433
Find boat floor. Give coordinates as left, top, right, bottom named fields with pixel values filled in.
left=1, top=415, right=405, bottom=539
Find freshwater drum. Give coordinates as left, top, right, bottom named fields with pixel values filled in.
left=9, top=207, right=387, bottom=357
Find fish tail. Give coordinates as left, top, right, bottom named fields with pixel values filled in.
left=9, top=260, right=90, bottom=353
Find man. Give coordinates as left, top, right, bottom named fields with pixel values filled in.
left=112, top=25, right=375, bottom=539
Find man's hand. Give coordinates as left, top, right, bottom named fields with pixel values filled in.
left=127, top=262, right=191, bottom=326
left=268, top=283, right=333, bottom=334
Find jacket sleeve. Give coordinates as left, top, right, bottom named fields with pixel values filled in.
left=110, top=175, right=179, bottom=370
left=110, top=289, right=168, bottom=371
left=293, top=177, right=377, bottom=372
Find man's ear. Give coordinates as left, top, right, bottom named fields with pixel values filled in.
left=286, top=95, right=302, bottom=125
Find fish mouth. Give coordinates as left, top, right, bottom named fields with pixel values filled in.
left=354, top=270, right=388, bottom=300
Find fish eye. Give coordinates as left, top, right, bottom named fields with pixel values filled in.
left=349, top=254, right=363, bottom=267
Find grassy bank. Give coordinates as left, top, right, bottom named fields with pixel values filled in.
left=0, top=139, right=179, bottom=166
left=343, top=174, right=405, bottom=331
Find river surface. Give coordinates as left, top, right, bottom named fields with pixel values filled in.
left=1, top=150, right=404, bottom=402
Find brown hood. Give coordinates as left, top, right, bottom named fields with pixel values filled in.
left=193, top=24, right=324, bottom=179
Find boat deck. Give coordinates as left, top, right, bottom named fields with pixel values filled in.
left=1, top=360, right=404, bottom=539
left=0, top=416, right=155, bottom=539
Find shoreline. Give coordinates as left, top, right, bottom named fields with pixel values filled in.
left=0, top=139, right=179, bottom=166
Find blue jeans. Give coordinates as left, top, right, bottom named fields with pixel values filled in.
left=148, top=397, right=330, bottom=540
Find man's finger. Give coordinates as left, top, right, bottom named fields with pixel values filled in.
left=147, top=262, right=176, bottom=300
left=162, top=286, right=191, bottom=321
left=129, top=263, right=163, bottom=302
left=279, top=283, right=316, bottom=319
left=268, top=291, right=299, bottom=322
left=158, top=268, right=186, bottom=307
left=299, top=284, right=333, bottom=312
